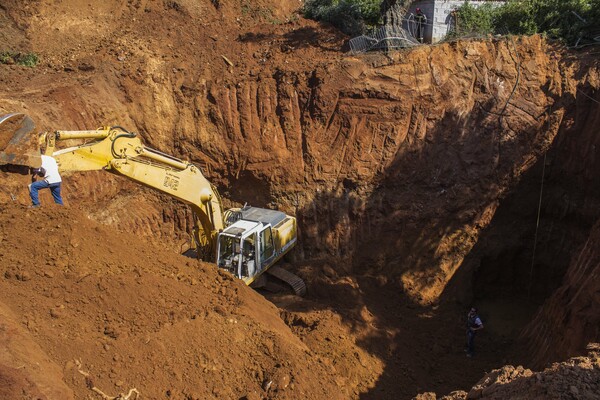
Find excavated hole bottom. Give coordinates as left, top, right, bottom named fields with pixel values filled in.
left=250, top=129, right=593, bottom=398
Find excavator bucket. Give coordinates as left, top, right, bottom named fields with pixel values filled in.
left=0, top=113, right=41, bottom=168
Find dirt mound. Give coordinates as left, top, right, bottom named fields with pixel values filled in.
left=416, top=345, right=600, bottom=400
left=0, top=203, right=357, bottom=399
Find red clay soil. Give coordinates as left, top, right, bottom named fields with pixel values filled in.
left=416, top=346, right=600, bottom=400
left=0, top=203, right=361, bottom=399
left=1, top=199, right=599, bottom=400
left=1, top=0, right=600, bottom=399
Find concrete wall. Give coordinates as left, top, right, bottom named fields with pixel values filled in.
left=405, top=0, right=505, bottom=43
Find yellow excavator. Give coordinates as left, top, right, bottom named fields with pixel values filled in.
left=0, top=113, right=306, bottom=295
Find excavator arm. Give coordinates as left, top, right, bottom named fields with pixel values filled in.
left=1, top=115, right=303, bottom=294
left=45, top=126, right=225, bottom=260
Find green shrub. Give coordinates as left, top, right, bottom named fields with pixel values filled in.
left=0, top=53, right=12, bottom=64
left=492, top=0, right=538, bottom=35
left=454, top=0, right=600, bottom=44
left=536, top=0, right=598, bottom=44
left=303, top=0, right=382, bottom=36
left=456, top=1, right=496, bottom=36
left=17, top=53, right=39, bottom=67
left=354, top=0, right=383, bottom=25
left=0, top=51, right=39, bottom=67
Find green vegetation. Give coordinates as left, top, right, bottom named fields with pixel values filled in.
left=302, top=0, right=599, bottom=44
left=303, top=0, right=382, bottom=35
left=451, top=2, right=495, bottom=36
left=453, top=0, right=600, bottom=45
left=0, top=51, right=39, bottom=67
left=240, top=2, right=275, bottom=21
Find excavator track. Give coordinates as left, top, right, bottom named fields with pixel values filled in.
left=266, top=265, right=307, bottom=297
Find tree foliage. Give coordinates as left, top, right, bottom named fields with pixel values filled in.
left=455, top=0, right=600, bottom=45
left=454, top=2, right=496, bottom=35
left=303, top=0, right=382, bottom=35
left=302, top=0, right=600, bottom=43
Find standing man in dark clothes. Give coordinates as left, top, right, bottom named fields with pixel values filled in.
left=415, top=7, right=427, bottom=43
left=466, top=307, right=484, bottom=357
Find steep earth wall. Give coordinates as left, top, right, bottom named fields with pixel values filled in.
left=518, top=77, right=600, bottom=367
left=1, top=9, right=571, bottom=304
left=521, top=219, right=600, bottom=368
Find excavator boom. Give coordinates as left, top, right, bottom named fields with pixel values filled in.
left=48, top=126, right=226, bottom=259
left=0, top=116, right=302, bottom=292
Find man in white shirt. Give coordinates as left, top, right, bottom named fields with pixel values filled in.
left=29, top=154, right=63, bottom=207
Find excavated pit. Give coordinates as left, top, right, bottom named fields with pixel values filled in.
left=1, top=1, right=599, bottom=399
left=274, top=71, right=599, bottom=398
left=275, top=57, right=599, bottom=397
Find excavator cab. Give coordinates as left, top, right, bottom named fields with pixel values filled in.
left=216, top=231, right=242, bottom=276
left=215, top=211, right=305, bottom=295
left=216, top=206, right=294, bottom=285
left=216, top=219, right=270, bottom=284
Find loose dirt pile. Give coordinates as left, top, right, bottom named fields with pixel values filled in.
left=416, top=345, right=600, bottom=400
left=0, top=203, right=372, bottom=399
left=466, top=347, right=600, bottom=400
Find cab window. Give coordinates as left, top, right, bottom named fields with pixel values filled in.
left=260, top=228, right=274, bottom=263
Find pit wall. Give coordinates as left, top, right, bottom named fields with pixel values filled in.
left=522, top=219, right=600, bottom=367
left=1, top=35, right=567, bottom=306
left=193, top=33, right=599, bottom=362
left=295, top=35, right=564, bottom=304
left=518, top=76, right=600, bottom=367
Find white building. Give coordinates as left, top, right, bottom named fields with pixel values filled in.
left=404, top=0, right=506, bottom=43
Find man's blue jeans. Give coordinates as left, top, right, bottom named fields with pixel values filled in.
left=29, top=180, right=63, bottom=206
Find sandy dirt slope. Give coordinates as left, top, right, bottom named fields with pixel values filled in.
left=0, top=203, right=371, bottom=399
left=0, top=302, right=73, bottom=399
